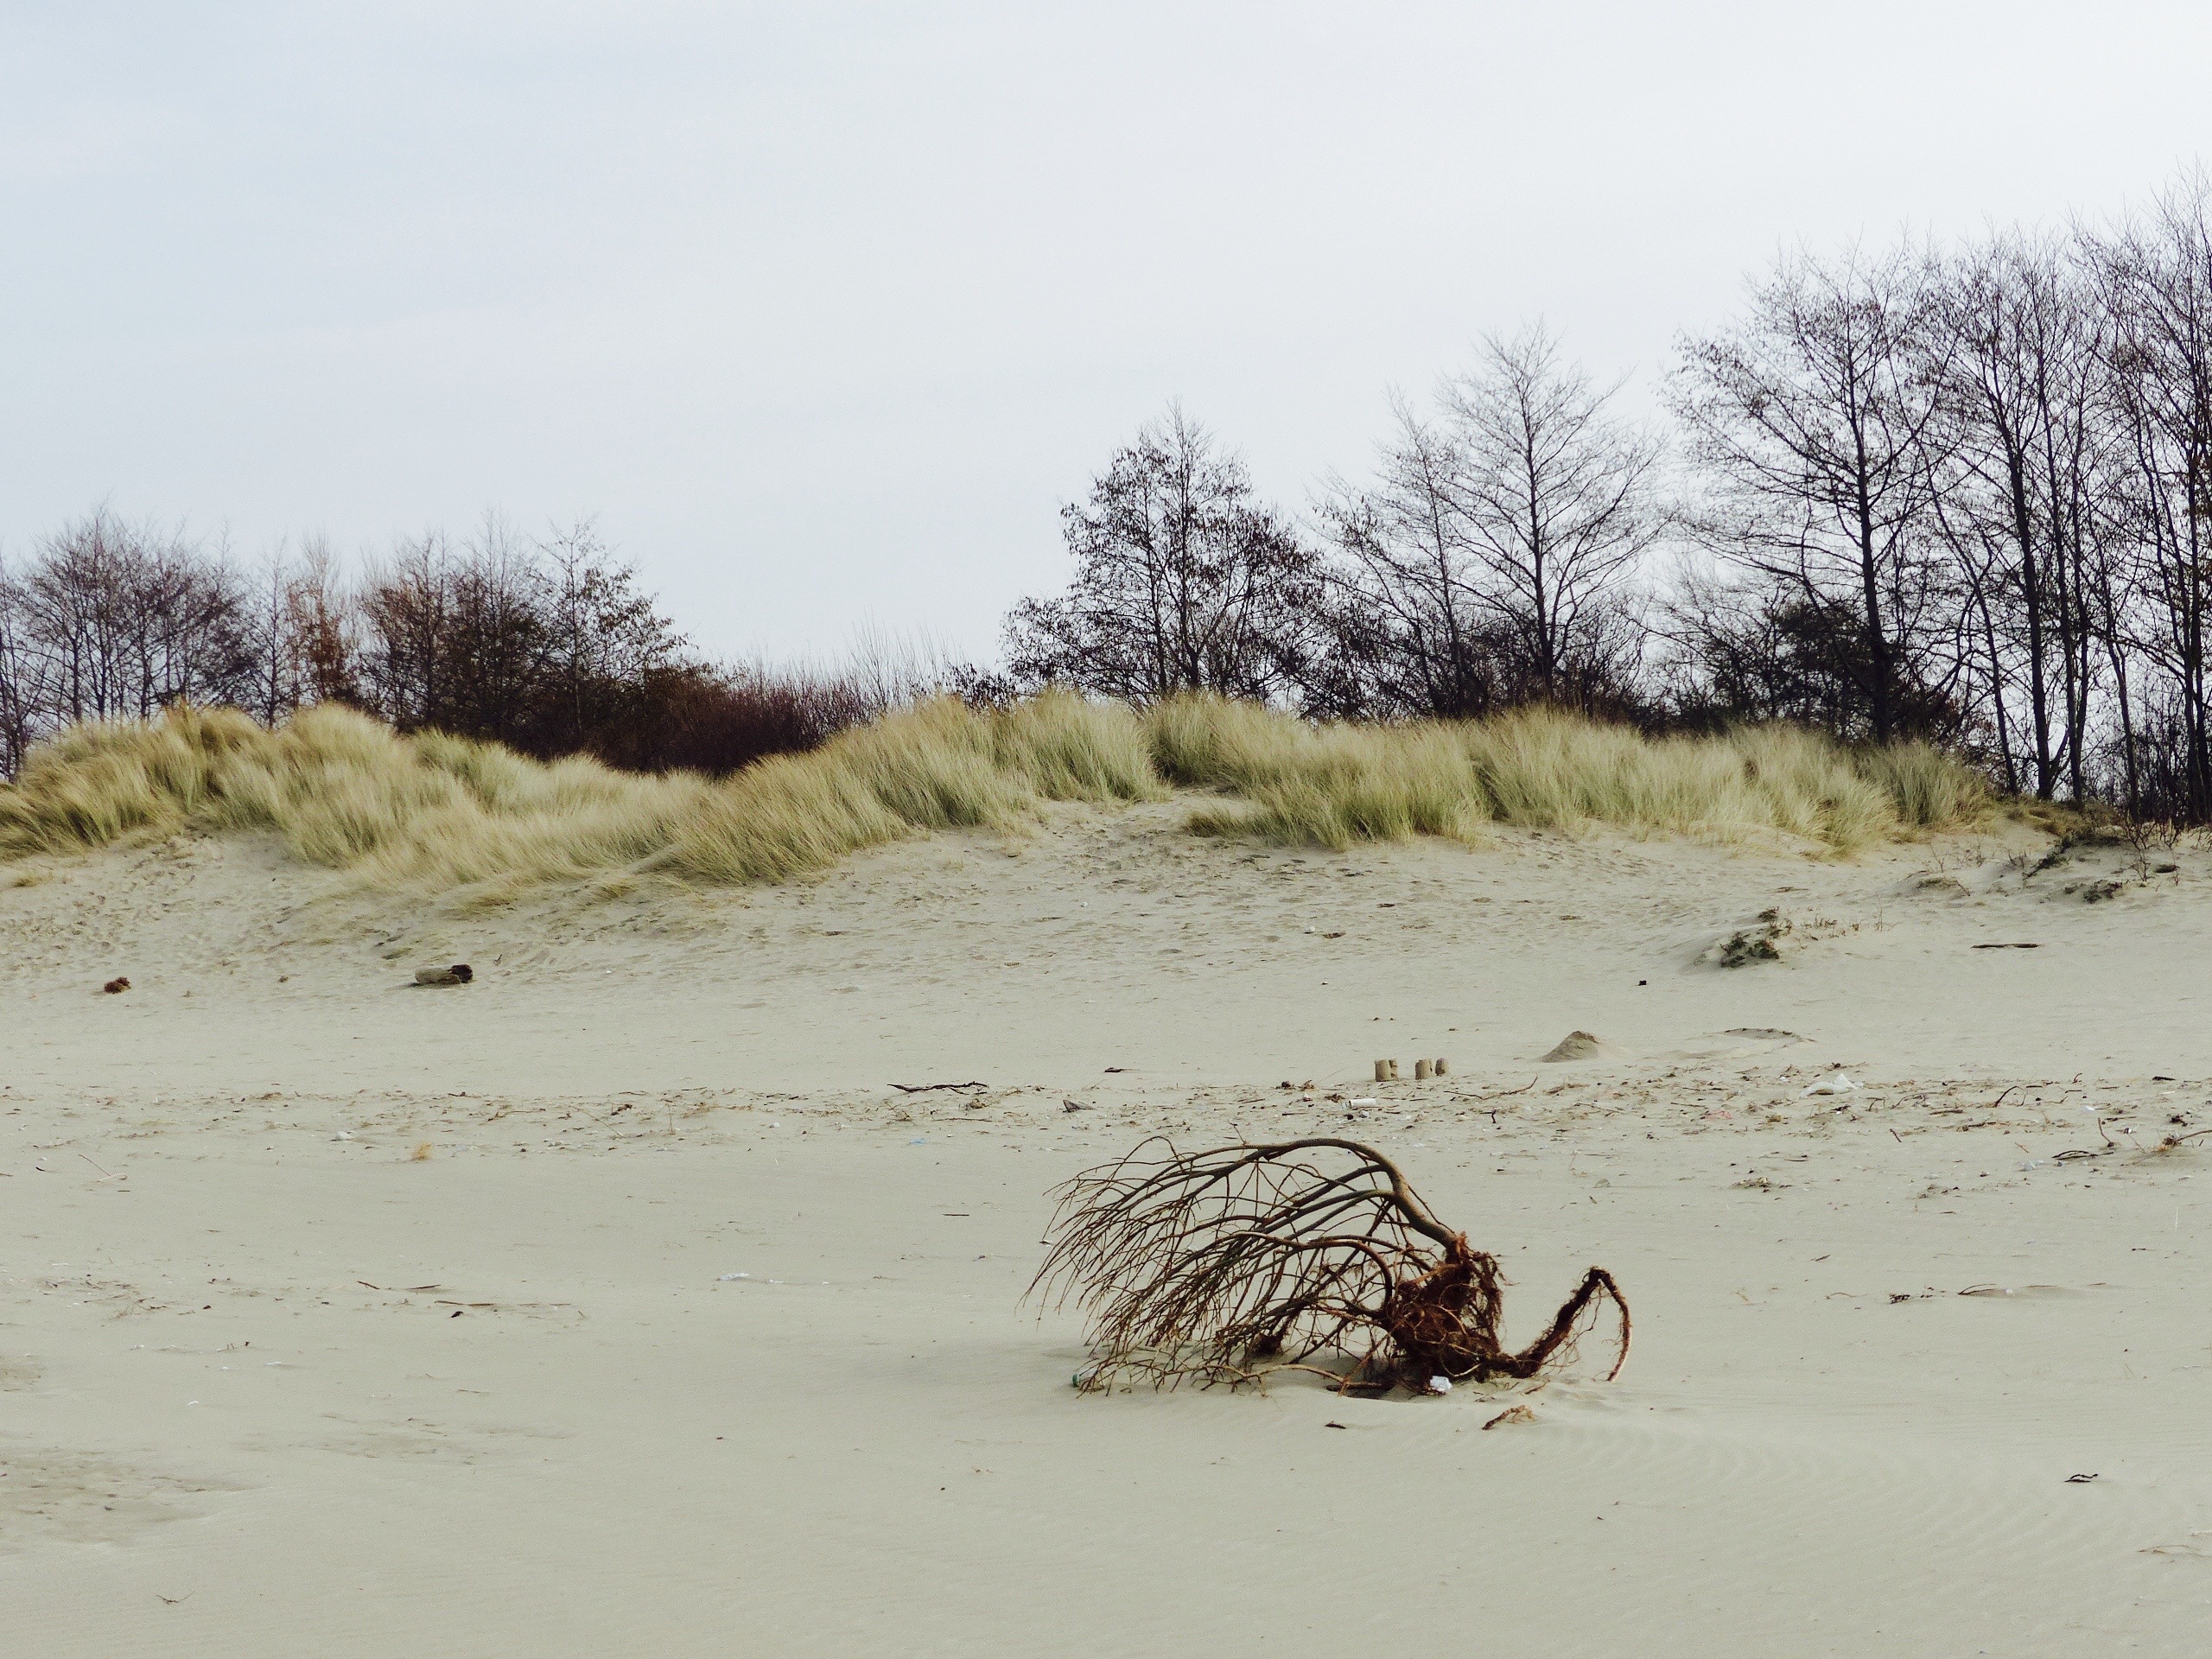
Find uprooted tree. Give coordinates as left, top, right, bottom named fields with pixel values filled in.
left=1031, top=1136, right=1630, bottom=1394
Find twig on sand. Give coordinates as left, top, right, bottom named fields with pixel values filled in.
left=1471, top=1077, right=1538, bottom=1103
left=891, top=1081, right=989, bottom=1094
left=1472, top=1076, right=1540, bottom=1128
left=2050, top=1109, right=2186, bottom=1160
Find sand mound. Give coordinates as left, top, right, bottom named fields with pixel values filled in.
left=1542, top=1029, right=1608, bottom=1062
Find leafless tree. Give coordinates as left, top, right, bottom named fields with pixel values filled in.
left=355, top=531, right=459, bottom=731
left=356, top=517, right=553, bottom=742
left=4, top=508, right=252, bottom=726
left=2091, top=175, right=2212, bottom=819
left=1317, top=398, right=1501, bottom=716
left=1005, top=407, right=1325, bottom=702
left=1440, top=324, right=1662, bottom=700
left=0, top=505, right=861, bottom=785
left=1927, top=232, right=2112, bottom=798
left=1672, top=244, right=1955, bottom=741
left=0, top=552, right=47, bottom=775
left=535, top=520, right=688, bottom=751
left=1321, top=327, right=1659, bottom=715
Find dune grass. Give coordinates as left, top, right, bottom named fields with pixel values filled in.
left=1154, top=695, right=1978, bottom=853
left=0, top=692, right=1984, bottom=901
left=0, top=693, right=1164, bottom=904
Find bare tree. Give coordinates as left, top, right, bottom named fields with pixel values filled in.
left=356, top=518, right=552, bottom=741
left=1672, top=245, right=1955, bottom=741
left=4, top=508, right=252, bottom=727
left=1928, top=232, right=2111, bottom=798
left=0, top=504, right=854, bottom=785
left=2092, top=175, right=2212, bottom=819
left=1005, top=408, right=1325, bottom=702
left=1321, top=327, right=1658, bottom=716
left=287, top=536, right=363, bottom=709
left=1317, top=399, right=1501, bottom=716
left=239, top=547, right=310, bottom=726
left=536, top=520, right=687, bottom=752
left=0, top=552, right=46, bottom=775
left=356, top=532, right=458, bottom=731
left=1439, top=324, right=1662, bottom=701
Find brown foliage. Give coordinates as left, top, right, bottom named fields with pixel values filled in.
left=585, top=664, right=880, bottom=776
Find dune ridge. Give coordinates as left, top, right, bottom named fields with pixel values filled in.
left=0, top=692, right=1982, bottom=902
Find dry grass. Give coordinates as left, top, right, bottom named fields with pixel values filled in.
left=0, top=692, right=1983, bottom=900
left=661, top=691, right=1163, bottom=887
left=1152, top=695, right=1980, bottom=853
left=0, top=692, right=1160, bottom=903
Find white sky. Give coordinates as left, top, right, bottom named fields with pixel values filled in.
left=3, top=3, right=2208, bottom=664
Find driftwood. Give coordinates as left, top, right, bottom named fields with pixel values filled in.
left=1033, top=1136, right=1629, bottom=1395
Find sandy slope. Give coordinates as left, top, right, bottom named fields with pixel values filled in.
left=4, top=805, right=2212, bottom=1656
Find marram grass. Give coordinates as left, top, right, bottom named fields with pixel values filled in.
left=1154, top=695, right=1975, bottom=853
left=0, top=691, right=1984, bottom=901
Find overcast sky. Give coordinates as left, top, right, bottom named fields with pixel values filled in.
left=3, top=3, right=2209, bottom=664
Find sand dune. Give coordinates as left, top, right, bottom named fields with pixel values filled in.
left=5, top=806, right=2212, bottom=1654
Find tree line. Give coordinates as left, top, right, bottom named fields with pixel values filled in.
left=1005, top=172, right=2212, bottom=822
left=10, top=172, right=2212, bottom=819
left=0, top=512, right=897, bottom=779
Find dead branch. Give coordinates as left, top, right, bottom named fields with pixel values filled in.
left=1469, top=1076, right=1539, bottom=1103
left=1030, top=1135, right=1629, bottom=1395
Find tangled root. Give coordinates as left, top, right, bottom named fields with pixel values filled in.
left=1031, top=1136, right=1629, bottom=1394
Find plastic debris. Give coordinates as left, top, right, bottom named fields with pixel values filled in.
left=1427, top=1374, right=1452, bottom=1395
left=1802, top=1075, right=1863, bottom=1096
left=717, top=1273, right=749, bottom=1281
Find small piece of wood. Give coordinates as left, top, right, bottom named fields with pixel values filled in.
left=1433, top=1058, right=1449, bottom=1076
left=1374, top=1060, right=1391, bottom=1083
left=413, top=963, right=474, bottom=987
left=1414, top=1059, right=1433, bottom=1080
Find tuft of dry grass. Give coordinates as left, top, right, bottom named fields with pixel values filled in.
left=1156, top=698, right=1488, bottom=849
left=1147, top=695, right=1982, bottom=853
left=0, top=691, right=1984, bottom=900
left=0, top=690, right=1161, bottom=902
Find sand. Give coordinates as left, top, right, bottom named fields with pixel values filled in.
left=4, top=804, right=2211, bottom=1655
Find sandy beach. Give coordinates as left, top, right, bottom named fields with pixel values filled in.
left=6, top=807, right=2212, bottom=1655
